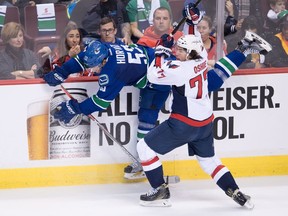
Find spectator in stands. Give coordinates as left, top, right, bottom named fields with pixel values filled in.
left=224, top=0, right=243, bottom=36
left=81, top=0, right=132, bottom=45
left=264, top=0, right=288, bottom=38
left=137, top=6, right=183, bottom=49
left=39, top=21, right=84, bottom=76
left=50, top=21, right=83, bottom=68
left=184, top=0, right=266, bottom=36
left=80, top=16, right=126, bottom=77
left=98, top=16, right=127, bottom=45
left=225, top=15, right=266, bottom=69
left=197, top=15, right=227, bottom=68
left=126, top=0, right=171, bottom=42
left=226, top=15, right=267, bottom=68
left=265, top=18, right=288, bottom=67
left=0, top=22, right=40, bottom=79
left=183, top=1, right=242, bottom=37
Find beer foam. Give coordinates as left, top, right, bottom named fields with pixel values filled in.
left=27, top=100, right=49, bottom=118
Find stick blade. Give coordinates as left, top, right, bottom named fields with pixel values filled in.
left=124, top=173, right=180, bottom=184
left=164, top=175, right=180, bottom=184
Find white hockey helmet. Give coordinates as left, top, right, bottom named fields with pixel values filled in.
left=176, top=34, right=204, bottom=54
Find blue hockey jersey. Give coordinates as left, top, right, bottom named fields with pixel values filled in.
left=61, top=44, right=160, bottom=115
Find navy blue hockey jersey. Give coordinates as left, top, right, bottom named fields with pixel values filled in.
left=61, top=44, right=158, bottom=115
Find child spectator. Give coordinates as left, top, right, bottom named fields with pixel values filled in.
left=264, top=0, right=288, bottom=37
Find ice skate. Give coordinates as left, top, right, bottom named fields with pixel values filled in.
left=226, top=188, right=254, bottom=209
left=140, top=183, right=171, bottom=207
left=236, top=30, right=272, bottom=56
left=124, top=161, right=145, bottom=180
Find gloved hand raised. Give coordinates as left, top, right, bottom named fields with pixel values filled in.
left=183, top=3, right=204, bottom=25
left=155, top=45, right=172, bottom=58
left=158, top=33, right=174, bottom=48
left=53, top=99, right=82, bottom=124
left=43, top=66, right=69, bottom=86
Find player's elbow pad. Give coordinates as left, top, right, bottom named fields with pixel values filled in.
left=79, top=97, right=107, bottom=115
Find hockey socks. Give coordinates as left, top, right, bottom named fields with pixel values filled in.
left=141, top=156, right=165, bottom=189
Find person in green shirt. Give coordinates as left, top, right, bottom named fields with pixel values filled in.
left=126, top=0, right=171, bottom=42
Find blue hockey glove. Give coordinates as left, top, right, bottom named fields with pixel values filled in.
left=183, top=3, right=203, bottom=25
left=43, top=66, right=69, bottom=86
left=158, top=33, right=174, bottom=48
left=155, top=45, right=172, bottom=58
left=53, top=99, right=82, bottom=124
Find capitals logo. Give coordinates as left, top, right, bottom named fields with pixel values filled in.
left=167, top=61, right=179, bottom=69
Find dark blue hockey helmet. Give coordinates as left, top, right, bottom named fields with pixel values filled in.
left=83, top=40, right=109, bottom=68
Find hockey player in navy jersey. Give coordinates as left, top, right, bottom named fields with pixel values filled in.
left=135, top=5, right=272, bottom=208
left=43, top=39, right=172, bottom=179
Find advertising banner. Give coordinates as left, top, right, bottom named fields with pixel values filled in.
left=0, top=71, right=287, bottom=187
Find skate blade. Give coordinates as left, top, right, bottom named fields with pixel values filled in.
left=139, top=199, right=172, bottom=207
left=245, top=31, right=272, bottom=52
left=244, top=199, right=255, bottom=209
left=124, top=171, right=146, bottom=180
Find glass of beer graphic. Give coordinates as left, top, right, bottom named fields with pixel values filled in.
left=27, top=100, right=49, bottom=160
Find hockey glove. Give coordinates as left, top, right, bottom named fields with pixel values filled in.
left=53, top=99, right=82, bottom=124
left=154, top=45, right=172, bottom=67
left=157, top=33, right=174, bottom=48
left=43, top=66, right=69, bottom=86
left=155, top=45, right=172, bottom=58
left=183, top=3, right=204, bottom=25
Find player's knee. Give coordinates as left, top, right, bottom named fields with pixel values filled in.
left=137, top=139, right=157, bottom=162
left=196, top=155, right=222, bottom=175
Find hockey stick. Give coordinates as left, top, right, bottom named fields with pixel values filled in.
left=59, top=85, right=180, bottom=183
left=170, top=0, right=203, bottom=36
left=59, top=85, right=139, bottom=163
left=155, top=0, right=202, bottom=67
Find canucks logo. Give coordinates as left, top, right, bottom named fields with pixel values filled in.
left=99, top=74, right=109, bottom=86
left=94, top=47, right=100, bottom=55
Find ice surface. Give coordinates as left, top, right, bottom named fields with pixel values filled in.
left=0, top=176, right=287, bottom=216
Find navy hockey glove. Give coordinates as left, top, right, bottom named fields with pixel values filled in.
left=53, top=99, right=82, bottom=124
left=43, top=66, right=69, bottom=86
left=158, top=33, right=174, bottom=48
left=183, top=3, right=203, bottom=25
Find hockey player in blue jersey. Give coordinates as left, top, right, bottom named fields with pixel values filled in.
left=135, top=6, right=272, bottom=208
left=43, top=39, right=172, bottom=179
